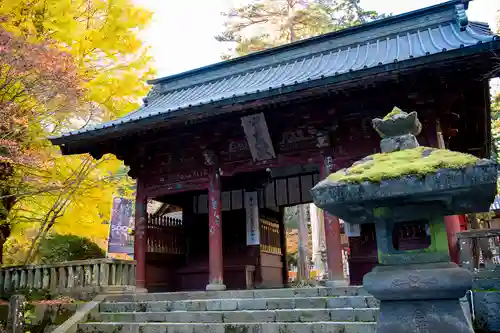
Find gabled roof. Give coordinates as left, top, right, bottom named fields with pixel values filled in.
left=51, top=0, right=499, bottom=147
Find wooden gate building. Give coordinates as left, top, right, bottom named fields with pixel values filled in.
left=50, top=0, right=500, bottom=292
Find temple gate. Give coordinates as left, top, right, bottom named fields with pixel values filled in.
left=50, top=0, right=500, bottom=292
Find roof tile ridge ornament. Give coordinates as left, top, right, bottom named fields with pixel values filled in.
left=455, top=2, right=469, bottom=31
left=371, top=106, right=422, bottom=153
left=143, top=84, right=163, bottom=106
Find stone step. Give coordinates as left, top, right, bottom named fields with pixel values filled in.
left=78, top=321, right=376, bottom=333
left=100, top=296, right=379, bottom=312
left=96, top=308, right=378, bottom=323
left=104, top=287, right=368, bottom=302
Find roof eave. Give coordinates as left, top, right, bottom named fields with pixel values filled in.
left=50, top=39, right=500, bottom=153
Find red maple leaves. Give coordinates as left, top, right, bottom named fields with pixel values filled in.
left=0, top=27, right=82, bottom=169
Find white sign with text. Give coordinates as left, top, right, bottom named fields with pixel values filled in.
left=244, top=191, right=260, bottom=245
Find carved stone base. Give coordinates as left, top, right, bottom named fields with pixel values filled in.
left=376, top=299, right=473, bottom=333
left=363, top=262, right=473, bottom=333
left=134, top=287, right=148, bottom=294
left=206, top=283, right=227, bottom=291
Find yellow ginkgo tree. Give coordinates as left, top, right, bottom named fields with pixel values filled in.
left=0, top=0, right=155, bottom=263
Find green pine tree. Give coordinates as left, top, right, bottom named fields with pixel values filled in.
left=215, top=0, right=386, bottom=59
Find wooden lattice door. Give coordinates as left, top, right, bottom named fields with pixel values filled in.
left=347, top=223, right=378, bottom=285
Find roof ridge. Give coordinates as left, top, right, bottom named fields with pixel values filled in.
left=147, top=0, right=469, bottom=87
left=147, top=21, right=465, bottom=100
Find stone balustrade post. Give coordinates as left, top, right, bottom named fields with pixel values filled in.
left=49, top=268, right=57, bottom=291
left=84, top=265, right=92, bottom=287
left=0, top=259, right=136, bottom=297
left=110, top=263, right=117, bottom=286
left=42, top=268, right=50, bottom=289
left=92, top=264, right=99, bottom=287
left=4, top=270, right=11, bottom=293
left=27, top=269, right=34, bottom=289
left=34, top=268, right=42, bottom=289
left=100, top=261, right=109, bottom=287
left=19, top=271, right=27, bottom=290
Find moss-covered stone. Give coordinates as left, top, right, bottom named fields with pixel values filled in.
left=0, top=303, right=83, bottom=333
left=382, top=106, right=404, bottom=120
left=327, top=146, right=479, bottom=184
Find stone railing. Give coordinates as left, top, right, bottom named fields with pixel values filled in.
left=457, top=228, right=500, bottom=271
left=457, top=229, right=500, bottom=332
left=0, top=258, right=135, bottom=297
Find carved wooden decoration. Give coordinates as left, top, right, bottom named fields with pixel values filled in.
left=316, top=130, right=331, bottom=148
left=241, top=113, right=277, bottom=161
left=278, top=126, right=318, bottom=152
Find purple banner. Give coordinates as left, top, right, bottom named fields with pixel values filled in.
left=107, top=197, right=134, bottom=255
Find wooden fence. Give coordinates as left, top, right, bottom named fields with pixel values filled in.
left=0, top=258, right=135, bottom=297
left=147, top=214, right=185, bottom=255
left=260, top=218, right=281, bottom=255
left=457, top=228, right=500, bottom=270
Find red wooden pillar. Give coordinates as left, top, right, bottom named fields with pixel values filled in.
left=206, top=169, right=226, bottom=291
left=134, top=179, right=148, bottom=291
left=320, top=156, right=347, bottom=286
left=434, top=120, right=461, bottom=265
left=444, top=215, right=461, bottom=264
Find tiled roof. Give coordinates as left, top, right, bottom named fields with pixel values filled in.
left=51, top=1, right=498, bottom=144
left=141, top=22, right=494, bottom=112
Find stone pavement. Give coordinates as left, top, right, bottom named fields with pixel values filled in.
left=77, top=286, right=378, bottom=332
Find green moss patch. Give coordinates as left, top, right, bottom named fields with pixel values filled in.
left=327, top=146, right=479, bottom=184
left=382, top=106, right=404, bottom=120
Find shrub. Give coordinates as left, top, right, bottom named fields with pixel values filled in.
left=38, top=234, right=105, bottom=264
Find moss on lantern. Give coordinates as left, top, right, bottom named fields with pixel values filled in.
left=327, top=146, right=479, bottom=184
left=382, top=106, right=404, bottom=120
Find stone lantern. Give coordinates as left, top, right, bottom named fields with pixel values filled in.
left=311, top=107, right=498, bottom=333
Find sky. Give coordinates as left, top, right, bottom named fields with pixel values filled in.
left=135, top=0, right=499, bottom=79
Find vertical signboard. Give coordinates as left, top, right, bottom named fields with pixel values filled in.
left=107, top=197, right=134, bottom=255
left=241, top=113, right=277, bottom=162
left=245, top=191, right=260, bottom=245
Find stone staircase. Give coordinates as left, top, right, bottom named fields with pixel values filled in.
left=78, top=286, right=378, bottom=333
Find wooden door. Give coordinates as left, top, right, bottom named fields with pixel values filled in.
left=347, top=223, right=378, bottom=285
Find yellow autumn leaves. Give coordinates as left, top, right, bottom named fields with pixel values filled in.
left=0, top=0, right=155, bottom=263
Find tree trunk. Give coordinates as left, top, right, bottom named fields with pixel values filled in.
left=0, top=223, right=12, bottom=264
left=297, top=204, right=310, bottom=281
left=309, top=203, right=327, bottom=279
left=0, top=178, right=15, bottom=264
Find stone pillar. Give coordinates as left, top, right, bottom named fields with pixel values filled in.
left=444, top=215, right=461, bottom=264
left=7, top=294, right=25, bottom=333
left=134, top=179, right=147, bottom=291
left=206, top=169, right=226, bottom=291
left=320, top=156, right=347, bottom=287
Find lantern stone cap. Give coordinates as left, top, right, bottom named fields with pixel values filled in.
left=372, top=107, right=422, bottom=138
left=310, top=106, right=499, bottom=222
left=311, top=162, right=498, bottom=223
left=326, top=146, right=484, bottom=184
